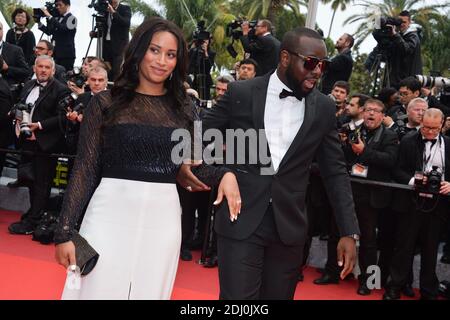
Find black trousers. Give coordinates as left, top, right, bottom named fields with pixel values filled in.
left=0, top=152, right=5, bottom=177
left=387, top=205, right=447, bottom=298
left=178, top=186, right=210, bottom=250
left=103, top=41, right=124, bottom=81
left=55, top=58, right=75, bottom=72
left=217, top=205, right=303, bottom=300
left=20, top=140, right=57, bottom=226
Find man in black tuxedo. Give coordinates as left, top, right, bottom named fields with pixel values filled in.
left=342, top=99, right=398, bottom=295
left=240, top=19, right=280, bottom=76
left=0, top=21, right=31, bottom=86
left=0, top=75, right=13, bottom=176
left=38, top=0, right=77, bottom=71
left=178, top=27, right=359, bottom=299
left=8, top=55, right=70, bottom=235
left=97, top=0, right=131, bottom=80
left=384, top=108, right=450, bottom=300
left=320, top=33, right=354, bottom=95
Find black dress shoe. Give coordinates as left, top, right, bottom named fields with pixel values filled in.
left=383, top=288, right=401, bottom=300
left=203, top=255, right=218, bottom=268
left=180, top=248, right=192, bottom=261
left=8, top=220, right=35, bottom=235
left=402, top=284, right=415, bottom=298
left=357, top=283, right=371, bottom=296
left=440, top=253, right=450, bottom=264
left=7, top=179, right=26, bottom=188
left=313, top=273, right=339, bottom=285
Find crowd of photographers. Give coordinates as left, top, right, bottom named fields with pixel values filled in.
left=0, top=2, right=449, bottom=299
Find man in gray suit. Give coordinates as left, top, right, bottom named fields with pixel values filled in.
left=178, top=27, right=360, bottom=300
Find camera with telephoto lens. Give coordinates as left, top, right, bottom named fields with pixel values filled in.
left=66, top=67, right=86, bottom=88
left=88, top=0, right=112, bottom=16
left=33, top=1, right=59, bottom=20
left=415, top=75, right=450, bottom=90
left=10, top=102, right=34, bottom=138
left=415, top=166, right=443, bottom=195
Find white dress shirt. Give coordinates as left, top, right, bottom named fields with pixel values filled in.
left=264, top=72, right=305, bottom=171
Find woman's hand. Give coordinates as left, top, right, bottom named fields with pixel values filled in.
left=55, top=241, right=76, bottom=269
left=214, top=172, right=241, bottom=222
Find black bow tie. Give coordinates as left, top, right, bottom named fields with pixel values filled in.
left=423, top=138, right=437, bottom=146
left=279, top=89, right=304, bottom=101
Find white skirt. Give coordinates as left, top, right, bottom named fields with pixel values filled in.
left=61, top=178, right=182, bottom=300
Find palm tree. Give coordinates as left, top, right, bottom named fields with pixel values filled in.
left=321, top=0, right=352, bottom=38
left=343, top=0, right=448, bottom=47
left=0, top=0, right=33, bottom=28
left=126, top=0, right=161, bottom=19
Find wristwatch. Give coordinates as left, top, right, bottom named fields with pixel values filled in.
left=346, top=234, right=360, bottom=241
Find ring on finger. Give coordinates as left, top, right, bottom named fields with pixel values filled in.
left=186, top=185, right=193, bottom=191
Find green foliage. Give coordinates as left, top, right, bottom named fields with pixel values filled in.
left=421, top=14, right=450, bottom=76
left=348, top=51, right=372, bottom=95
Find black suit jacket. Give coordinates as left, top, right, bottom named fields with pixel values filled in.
left=0, top=76, right=13, bottom=147
left=343, top=125, right=399, bottom=208
left=39, top=13, right=77, bottom=60
left=1, top=42, right=31, bottom=85
left=320, top=49, right=353, bottom=95
left=19, top=78, right=71, bottom=152
left=392, top=131, right=450, bottom=213
left=104, top=3, right=131, bottom=55
left=240, top=34, right=280, bottom=76
left=202, top=73, right=360, bottom=246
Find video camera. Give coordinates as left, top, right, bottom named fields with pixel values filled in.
left=372, top=16, right=403, bottom=53
left=415, top=166, right=443, bottom=195
left=33, top=1, right=59, bottom=20
left=66, top=67, right=86, bottom=89
left=88, top=0, right=112, bottom=16
left=226, top=18, right=257, bottom=40
left=9, top=102, right=34, bottom=138
left=193, top=21, right=211, bottom=47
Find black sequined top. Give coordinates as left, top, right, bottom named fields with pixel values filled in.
left=54, top=91, right=228, bottom=244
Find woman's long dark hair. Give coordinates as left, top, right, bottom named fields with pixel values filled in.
left=106, top=17, right=190, bottom=124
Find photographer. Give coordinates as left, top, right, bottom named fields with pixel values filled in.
left=213, top=75, right=234, bottom=106
left=37, top=0, right=77, bottom=71
left=339, top=93, right=370, bottom=137
left=5, top=8, right=36, bottom=65
left=8, top=55, right=71, bottom=236
left=240, top=19, right=280, bottom=76
left=65, top=66, right=108, bottom=156
left=342, top=99, right=398, bottom=295
left=237, top=58, right=257, bottom=81
left=90, top=0, right=131, bottom=81
left=188, top=37, right=215, bottom=100
left=390, top=97, right=427, bottom=141
left=320, top=33, right=354, bottom=95
left=330, top=80, right=350, bottom=120
left=0, top=21, right=31, bottom=86
left=384, top=108, right=450, bottom=300
left=31, top=40, right=66, bottom=84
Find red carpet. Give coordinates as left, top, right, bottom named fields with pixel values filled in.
left=0, top=210, right=417, bottom=300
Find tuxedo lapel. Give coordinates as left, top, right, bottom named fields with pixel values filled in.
left=34, top=79, right=54, bottom=109
left=251, top=75, right=270, bottom=130
left=277, top=89, right=317, bottom=170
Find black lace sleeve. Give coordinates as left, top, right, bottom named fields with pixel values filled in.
left=188, top=101, right=232, bottom=187
left=54, top=92, right=109, bottom=244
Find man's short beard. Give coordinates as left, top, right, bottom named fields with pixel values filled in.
left=285, top=62, right=309, bottom=99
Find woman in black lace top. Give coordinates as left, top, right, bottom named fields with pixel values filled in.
left=55, top=17, right=241, bottom=300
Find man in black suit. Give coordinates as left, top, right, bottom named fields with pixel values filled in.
left=342, top=99, right=398, bottom=295
left=320, top=33, right=354, bottom=95
left=96, top=0, right=131, bottom=80
left=38, top=0, right=77, bottom=71
left=8, top=55, right=70, bottom=235
left=0, top=75, right=13, bottom=176
left=30, top=40, right=66, bottom=84
left=384, top=108, right=450, bottom=300
left=240, top=19, right=280, bottom=76
left=178, top=27, right=359, bottom=299
left=0, top=21, right=31, bottom=86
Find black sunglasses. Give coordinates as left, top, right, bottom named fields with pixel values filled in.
left=285, top=50, right=330, bottom=72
